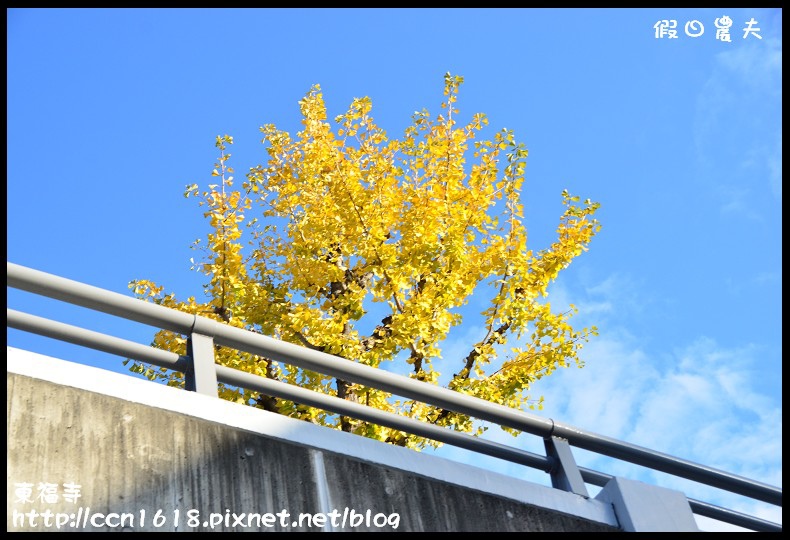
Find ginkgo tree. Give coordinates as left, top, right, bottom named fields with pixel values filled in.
left=128, top=73, right=601, bottom=449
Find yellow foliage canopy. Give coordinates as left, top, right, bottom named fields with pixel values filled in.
left=129, top=73, right=601, bottom=449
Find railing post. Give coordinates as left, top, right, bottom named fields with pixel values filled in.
left=185, top=333, right=218, bottom=397
left=544, top=435, right=589, bottom=497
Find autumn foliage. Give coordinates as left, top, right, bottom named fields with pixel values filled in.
left=129, top=73, right=601, bottom=449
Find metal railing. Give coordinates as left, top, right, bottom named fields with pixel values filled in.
left=6, top=262, right=782, bottom=532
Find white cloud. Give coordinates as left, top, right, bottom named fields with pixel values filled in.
left=693, top=25, right=782, bottom=213
left=753, top=271, right=781, bottom=286
left=531, top=331, right=782, bottom=530
left=715, top=37, right=782, bottom=95
left=717, top=185, right=762, bottom=220
left=767, top=131, right=782, bottom=200
left=425, top=274, right=782, bottom=531
left=695, top=515, right=753, bottom=533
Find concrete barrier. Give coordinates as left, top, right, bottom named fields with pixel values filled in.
left=7, top=347, right=621, bottom=532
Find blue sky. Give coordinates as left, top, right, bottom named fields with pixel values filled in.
left=6, top=8, right=781, bottom=531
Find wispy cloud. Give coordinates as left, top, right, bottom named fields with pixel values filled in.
left=753, top=270, right=781, bottom=286
left=717, top=185, right=762, bottom=220
left=715, top=35, right=782, bottom=94
left=693, top=12, right=782, bottom=214
left=427, top=273, right=782, bottom=531
left=529, top=290, right=782, bottom=529
left=767, top=131, right=782, bottom=200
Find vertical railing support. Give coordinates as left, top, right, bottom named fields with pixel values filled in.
left=545, top=435, right=589, bottom=497
left=185, top=332, right=218, bottom=397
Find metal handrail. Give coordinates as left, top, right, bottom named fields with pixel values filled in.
left=5, top=309, right=781, bottom=533
left=6, top=262, right=783, bottom=532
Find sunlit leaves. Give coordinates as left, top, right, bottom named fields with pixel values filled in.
left=130, top=73, right=601, bottom=450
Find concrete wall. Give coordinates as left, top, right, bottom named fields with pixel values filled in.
left=7, top=347, right=620, bottom=532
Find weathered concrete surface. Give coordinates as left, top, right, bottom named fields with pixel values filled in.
left=7, top=349, right=621, bottom=532
left=320, top=452, right=616, bottom=532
